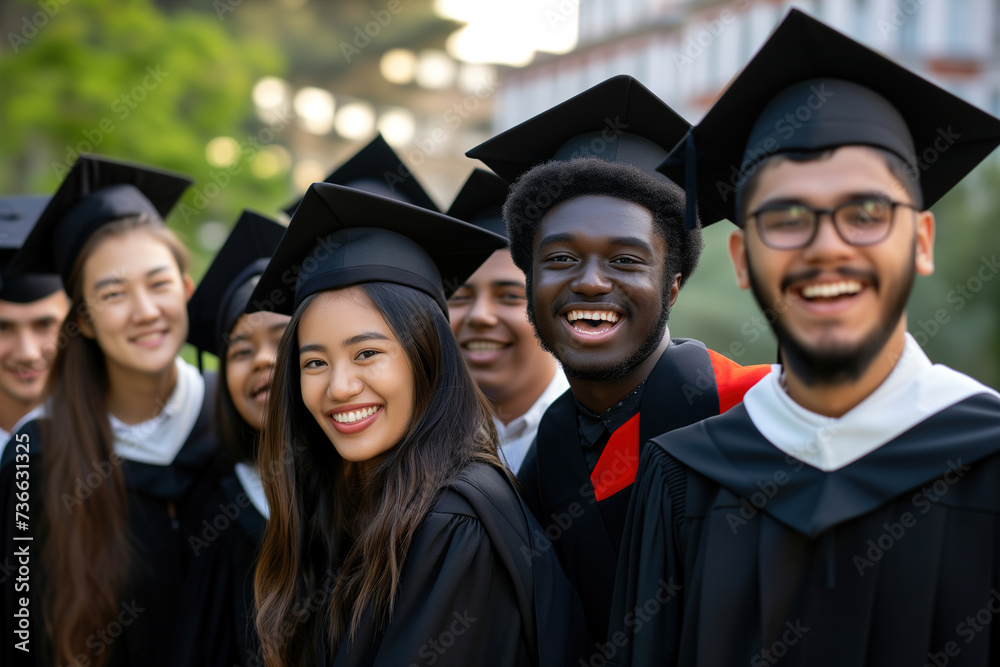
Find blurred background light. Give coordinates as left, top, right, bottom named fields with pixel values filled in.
left=251, top=145, right=292, bottom=179
left=415, top=49, right=457, bottom=89
left=380, top=49, right=418, bottom=85
left=435, top=0, right=578, bottom=65
left=205, top=136, right=240, bottom=167
left=196, top=221, right=229, bottom=253
left=252, top=76, right=292, bottom=124
left=377, top=108, right=417, bottom=147
left=334, top=101, right=376, bottom=140
left=292, top=158, right=327, bottom=192
left=457, top=63, right=498, bottom=94
left=293, top=86, right=336, bottom=135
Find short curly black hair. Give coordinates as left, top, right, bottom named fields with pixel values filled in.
left=502, top=157, right=703, bottom=290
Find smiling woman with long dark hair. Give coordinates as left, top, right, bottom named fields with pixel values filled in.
left=250, top=183, right=587, bottom=667
left=175, top=210, right=289, bottom=666
left=0, top=156, right=225, bottom=667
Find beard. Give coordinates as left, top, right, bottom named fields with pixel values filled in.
left=746, top=245, right=915, bottom=388
left=526, top=275, right=672, bottom=383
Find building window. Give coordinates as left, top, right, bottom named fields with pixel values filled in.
left=852, top=0, right=867, bottom=41
left=898, top=4, right=920, bottom=53
left=946, top=0, right=973, bottom=55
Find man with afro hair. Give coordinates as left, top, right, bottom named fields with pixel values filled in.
left=468, top=75, right=770, bottom=656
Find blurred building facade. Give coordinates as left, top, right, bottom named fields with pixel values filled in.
left=494, top=0, right=1000, bottom=131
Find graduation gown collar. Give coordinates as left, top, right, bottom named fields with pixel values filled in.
left=234, top=461, right=269, bottom=520
left=123, top=370, right=219, bottom=500
left=659, top=380, right=1000, bottom=538
left=537, top=337, right=720, bottom=508
left=112, top=358, right=205, bottom=465
left=743, top=332, right=1000, bottom=471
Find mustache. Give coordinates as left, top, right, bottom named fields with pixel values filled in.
left=781, top=267, right=879, bottom=293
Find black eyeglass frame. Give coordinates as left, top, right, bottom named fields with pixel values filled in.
left=746, top=197, right=921, bottom=250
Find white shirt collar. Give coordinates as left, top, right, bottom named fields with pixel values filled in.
left=494, top=369, right=570, bottom=473
left=495, top=369, right=570, bottom=441
left=0, top=402, right=46, bottom=461
left=744, top=333, right=999, bottom=471
left=234, top=462, right=269, bottom=519
left=111, top=358, right=205, bottom=465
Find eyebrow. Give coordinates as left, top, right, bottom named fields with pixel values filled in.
left=229, top=332, right=251, bottom=345
left=608, top=236, right=655, bottom=254
left=343, top=332, right=390, bottom=347
left=92, top=265, right=171, bottom=292
left=757, top=191, right=896, bottom=209
left=537, top=232, right=655, bottom=255
left=492, top=280, right=525, bottom=289
left=299, top=331, right=390, bottom=355
left=228, top=321, right=288, bottom=346
left=536, top=232, right=576, bottom=250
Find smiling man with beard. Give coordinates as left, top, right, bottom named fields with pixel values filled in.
left=468, top=75, right=770, bottom=652
left=608, top=10, right=1000, bottom=667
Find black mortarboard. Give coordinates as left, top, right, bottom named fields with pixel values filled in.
left=445, top=169, right=510, bottom=240
left=283, top=134, right=439, bottom=216
left=248, top=183, right=506, bottom=317
left=187, top=210, right=286, bottom=356
left=465, top=74, right=691, bottom=184
left=0, top=196, right=63, bottom=303
left=659, top=8, right=1000, bottom=228
left=7, top=155, right=193, bottom=284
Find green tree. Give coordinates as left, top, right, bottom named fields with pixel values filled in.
left=0, top=0, right=289, bottom=278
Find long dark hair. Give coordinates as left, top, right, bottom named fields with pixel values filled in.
left=254, top=282, right=503, bottom=667
left=41, top=215, right=190, bottom=667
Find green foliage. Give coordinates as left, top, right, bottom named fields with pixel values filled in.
left=0, top=0, right=289, bottom=280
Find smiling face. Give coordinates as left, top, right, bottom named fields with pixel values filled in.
left=79, top=231, right=194, bottom=377
left=730, top=146, right=935, bottom=386
left=225, top=310, right=290, bottom=431
left=448, top=249, right=556, bottom=413
left=0, top=291, right=69, bottom=407
left=529, top=195, right=676, bottom=382
left=298, top=287, right=415, bottom=465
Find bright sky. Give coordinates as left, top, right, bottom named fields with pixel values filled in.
left=435, top=0, right=579, bottom=66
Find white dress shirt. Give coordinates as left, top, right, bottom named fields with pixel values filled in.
left=494, top=370, right=570, bottom=474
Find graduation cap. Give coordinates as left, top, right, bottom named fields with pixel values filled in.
left=659, top=8, right=1000, bottom=228
left=187, top=210, right=286, bottom=357
left=445, top=169, right=510, bottom=240
left=465, top=74, right=691, bottom=184
left=248, top=183, right=507, bottom=317
left=7, top=155, right=193, bottom=285
left=283, top=134, right=439, bottom=216
left=0, top=196, right=63, bottom=303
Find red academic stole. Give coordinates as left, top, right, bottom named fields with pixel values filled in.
left=590, top=413, right=641, bottom=502
left=587, top=354, right=770, bottom=502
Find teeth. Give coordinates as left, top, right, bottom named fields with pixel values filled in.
left=331, top=406, right=380, bottom=424
left=566, top=310, right=621, bottom=324
left=800, top=280, right=863, bottom=299
left=466, top=341, right=504, bottom=351
left=134, top=332, right=163, bottom=342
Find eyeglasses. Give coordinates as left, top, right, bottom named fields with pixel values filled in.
left=747, top=197, right=919, bottom=250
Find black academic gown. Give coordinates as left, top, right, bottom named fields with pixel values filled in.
left=325, top=462, right=589, bottom=667
left=171, top=468, right=267, bottom=667
left=517, top=338, right=768, bottom=649
left=0, top=373, right=226, bottom=667
left=609, top=392, right=1000, bottom=667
